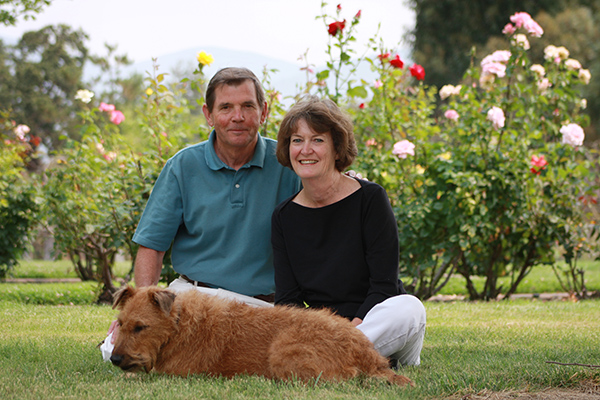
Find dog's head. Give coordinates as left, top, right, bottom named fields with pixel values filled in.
left=110, top=286, right=178, bottom=373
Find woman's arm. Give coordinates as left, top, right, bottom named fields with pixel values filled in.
left=355, top=184, right=400, bottom=320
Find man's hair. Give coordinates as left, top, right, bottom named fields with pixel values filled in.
left=205, top=67, right=265, bottom=112
left=276, top=96, right=358, bottom=172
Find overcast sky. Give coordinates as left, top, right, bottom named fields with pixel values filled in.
left=3, top=0, right=415, bottom=67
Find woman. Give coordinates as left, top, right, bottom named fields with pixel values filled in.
left=271, top=96, right=426, bottom=367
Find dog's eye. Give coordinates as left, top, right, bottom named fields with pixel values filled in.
left=133, top=325, right=148, bottom=333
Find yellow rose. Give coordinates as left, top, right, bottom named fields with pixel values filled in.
left=145, top=88, right=153, bottom=96
left=438, top=152, right=452, bottom=161
left=197, top=51, right=214, bottom=66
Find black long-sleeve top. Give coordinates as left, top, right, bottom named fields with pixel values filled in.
left=271, top=178, right=403, bottom=320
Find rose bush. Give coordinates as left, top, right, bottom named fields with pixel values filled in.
left=324, top=7, right=598, bottom=299
left=41, top=58, right=211, bottom=301
left=0, top=114, right=39, bottom=278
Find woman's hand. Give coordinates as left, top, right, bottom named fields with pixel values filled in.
left=351, top=317, right=363, bottom=327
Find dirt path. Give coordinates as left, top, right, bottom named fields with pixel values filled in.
left=445, top=379, right=600, bottom=399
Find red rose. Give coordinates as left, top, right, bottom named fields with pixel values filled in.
left=530, top=154, right=547, bottom=175
left=355, top=10, right=362, bottom=19
left=377, top=52, right=391, bottom=62
left=328, top=20, right=346, bottom=36
left=389, top=54, right=404, bottom=69
left=359, top=103, right=365, bottom=109
left=410, top=63, right=426, bottom=80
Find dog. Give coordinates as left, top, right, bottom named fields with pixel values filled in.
left=109, top=285, right=414, bottom=386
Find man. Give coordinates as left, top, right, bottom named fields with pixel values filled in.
left=102, top=68, right=300, bottom=354
left=133, top=66, right=300, bottom=301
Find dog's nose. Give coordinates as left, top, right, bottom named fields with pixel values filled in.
left=110, top=353, right=123, bottom=366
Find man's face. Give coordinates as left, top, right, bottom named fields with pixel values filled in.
left=202, top=80, right=267, bottom=152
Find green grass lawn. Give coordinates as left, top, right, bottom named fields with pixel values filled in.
left=7, top=259, right=132, bottom=280
left=0, top=299, right=598, bottom=399
left=1, top=260, right=599, bottom=398
left=9, top=258, right=600, bottom=295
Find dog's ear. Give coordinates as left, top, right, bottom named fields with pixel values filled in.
left=112, top=286, right=136, bottom=310
left=152, top=289, right=176, bottom=316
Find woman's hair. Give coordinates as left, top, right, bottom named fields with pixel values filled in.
left=205, top=67, right=265, bottom=112
left=276, top=96, right=357, bottom=172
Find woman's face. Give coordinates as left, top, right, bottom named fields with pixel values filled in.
left=289, top=119, right=338, bottom=180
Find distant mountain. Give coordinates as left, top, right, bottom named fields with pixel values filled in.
left=118, top=46, right=310, bottom=99
left=84, top=45, right=411, bottom=101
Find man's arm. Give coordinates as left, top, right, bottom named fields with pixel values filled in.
left=133, top=245, right=166, bottom=287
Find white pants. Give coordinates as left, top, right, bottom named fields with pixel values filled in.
left=168, top=277, right=275, bottom=308
left=357, top=295, right=426, bottom=366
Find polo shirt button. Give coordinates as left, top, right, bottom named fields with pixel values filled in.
left=235, top=184, right=240, bottom=188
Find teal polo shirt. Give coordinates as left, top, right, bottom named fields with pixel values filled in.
left=132, top=131, right=300, bottom=296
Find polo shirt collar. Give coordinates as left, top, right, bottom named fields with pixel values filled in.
left=205, top=130, right=267, bottom=171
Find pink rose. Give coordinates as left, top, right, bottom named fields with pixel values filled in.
left=502, top=23, right=516, bottom=35
left=482, top=62, right=507, bottom=78
left=99, top=102, right=115, bottom=112
left=510, top=12, right=543, bottom=37
left=523, top=18, right=543, bottom=37
left=110, top=110, right=125, bottom=125
left=366, top=138, right=377, bottom=147
left=560, top=123, right=584, bottom=147
left=392, top=140, right=415, bottom=159
left=14, top=124, right=30, bottom=140
left=510, top=12, right=531, bottom=27
left=487, top=106, right=505, bottom=130
left=373, top=79, right=383, bottom=89
left=481, top=50, right=511, bottom=66
left=537, top=78, right=551, bottom=92
left=444, top=109, right=459, bottom=121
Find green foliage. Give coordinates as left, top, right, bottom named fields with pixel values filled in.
left=41, top=59, right=211, bottom=297
left=332, top=9, right=599, bottom=300
left=0, top=24, right=90, bottom=150
left=0, top=111, right=38, bottom=278
left=0, top=0, right=51, bottom=26
left=408, top=0, right=569, bottom=87
left=408, top=0, right=600, bottom=141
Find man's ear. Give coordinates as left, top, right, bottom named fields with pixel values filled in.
left=260, top=101, right=268, bottom=125
left=202, top=104, right=214, bottom=127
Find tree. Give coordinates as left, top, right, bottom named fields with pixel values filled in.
left=407, top=0, right=600, bottom=141
left=0, top=0, right=51, bottom=26
left=407, top=0, right=568, bottom=87
left=0, top=24, right=90, bottom=151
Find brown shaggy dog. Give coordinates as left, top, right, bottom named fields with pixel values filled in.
left=110, top=286, right=414, bottom=386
